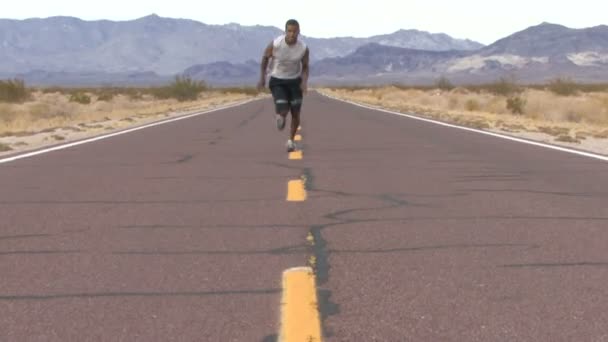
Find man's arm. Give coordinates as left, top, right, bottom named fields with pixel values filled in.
left=257, top=42, right=273, bottom=90
left=300, top=48, right=310, bottom=94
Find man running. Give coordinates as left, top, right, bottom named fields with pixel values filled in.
left=257, top=19, right=310, bottom=152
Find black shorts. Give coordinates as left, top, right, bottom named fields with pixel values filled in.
left=269, top=76, right=303, bottom=114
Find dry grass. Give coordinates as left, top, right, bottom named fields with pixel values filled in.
left=0, top=82, right=262, bottom=155
left=593, top=130, right=608, bottom=138
left=0, top=142, right=12, bottom=152
left=0, top=89, right=257, bottom=137
left=0, top=79, right=29, bottom=103
left=320, top=85, right=608, bottom=144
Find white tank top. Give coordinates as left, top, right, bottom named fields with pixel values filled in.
left=270, top=35, right=307, bottom=79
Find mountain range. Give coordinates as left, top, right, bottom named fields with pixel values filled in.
left=1, top=15, right=608, bottom=86
left=310, top=23, right=608, bottom=85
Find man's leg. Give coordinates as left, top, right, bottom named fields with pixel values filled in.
left=289, top=108, right=300, bottom=141
left=276, top=107, right=288, bottom=131
left=269, top=80, right=289, bottom=130
left=285, top=80, right=303, bottom=152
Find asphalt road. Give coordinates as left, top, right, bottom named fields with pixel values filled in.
left=1, top=92, right=607, bottom=341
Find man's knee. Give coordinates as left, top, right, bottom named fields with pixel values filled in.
left=275, top=100, right=289, bottom=115
left=290, top=99, right=303, bottom=116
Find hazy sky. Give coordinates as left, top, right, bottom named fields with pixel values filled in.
left=2, top=0, right=607, bottom=45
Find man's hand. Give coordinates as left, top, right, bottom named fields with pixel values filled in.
left=258, top=43, right=273, bottom=92
left=256, top=78, right=265, bottom=91
left=301, top=81, right=308, bottom=95
left=300, top=48, right=310, bottom=95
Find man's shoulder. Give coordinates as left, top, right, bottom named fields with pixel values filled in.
left=294, top=36, right=307, bottom=47
left=273, top=35, right=285, bottom=46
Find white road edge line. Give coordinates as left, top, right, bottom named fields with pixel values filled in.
left=319, top=92, right=608, bottom=162
left=0, top=97, right=263, bottom=164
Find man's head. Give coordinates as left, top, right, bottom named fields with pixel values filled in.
left=284, top=19, right=300, bottom=45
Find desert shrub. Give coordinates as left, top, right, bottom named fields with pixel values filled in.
left=69, top=92, right=91, bottom=104
left=0, top=142, right=12, bottom=152
left=465, top=99, right=480, bottom=111
left=435, top=76, right=455, bottom=91
left=153, top=76, right=207, bottom=101
left=486, top=77, right=522, bottom=96
left=97, top=92, right=114, bottom=102
left=506, top=96, right=526, bottom=114
left=548, top=77, right=578, bottom=96
left=0, top=79, right=29, bottom=103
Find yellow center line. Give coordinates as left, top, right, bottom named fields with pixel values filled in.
left=287, top=179, right=306, bottom=201
left=281, top=125, right=319, bottom=340
left=279, top=267, right=322, bottom=342
left=288, top=150, right=303, bottom=160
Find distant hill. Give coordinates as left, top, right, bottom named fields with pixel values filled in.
left=309, top=23, right=608, bottom=85
left=0, top=14, right=483, bottom=76
left=3, top=17, right=608, bottom=86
